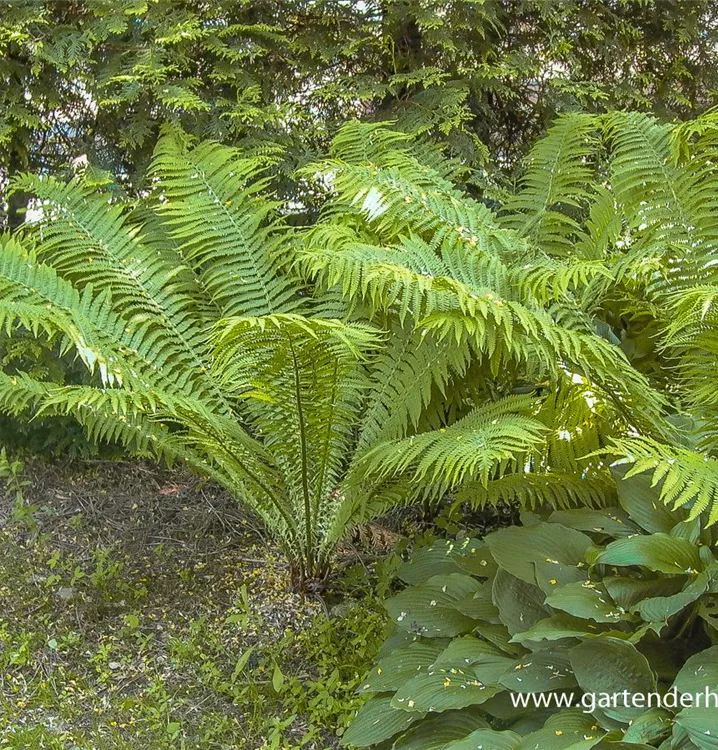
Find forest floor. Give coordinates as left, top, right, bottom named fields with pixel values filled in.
left=0, top=461, right=387, bottom=749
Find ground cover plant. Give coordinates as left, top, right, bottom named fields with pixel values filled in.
left=347, top=470, right=718, bottom=748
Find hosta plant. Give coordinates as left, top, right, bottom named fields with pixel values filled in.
left=345, top=469, right=718, bottom=749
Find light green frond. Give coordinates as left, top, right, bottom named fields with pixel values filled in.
left=150, top=130, right=303, bottom=317
left=607, top=112, right=718, bottom=278
left=0, top=234, right=217, bottom=398
left=11, top=175, right=230, bottom=410
left=611, top=437, right=718, bottom=525
left=356, top=323, right=471, bottom=452
left=212, top=314, right=376, bottom=565
left=501, top=113, right=600, bottom=254
left=364, top=395, right=548, bottom=487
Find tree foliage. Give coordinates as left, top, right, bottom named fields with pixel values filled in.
left=3, top=0, right=718, bottom=226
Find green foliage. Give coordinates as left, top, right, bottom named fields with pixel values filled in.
left=0, top=120, right=672, bottom=581
left=493, top=109, right=718, bottom=526
left=347, top=472, right=718, bottom=748
left=0, top=462, right=387, bottom=749
left=3, top=0, right=718, bottom=227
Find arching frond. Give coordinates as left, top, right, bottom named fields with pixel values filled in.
left=363, top=395, right=548, bottom=487
left=610, top=437, right=718, bottom=526
left=456, top=470, right=610, bottom=511
left=150, top=130, right=303, bottom=317
left=501, top=113, right=600, bottom=254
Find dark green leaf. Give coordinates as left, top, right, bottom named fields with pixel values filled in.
left=341, top=696, right=425, bottom=748
left=570, top=637, right=656, bottom=722
left=594, top=534, right=702, bottom=575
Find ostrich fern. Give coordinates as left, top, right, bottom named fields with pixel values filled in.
left=496, top=110, right=718, bottom=525
left=0, top=123, right=669, bottom=581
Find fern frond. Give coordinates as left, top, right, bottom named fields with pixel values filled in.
left=455, top=470, right=611, bottom=510
left=150, top=129, right=303, bottom=317
left=501, top=113, right=600, bottom=254
left=610, top=437, right=718, bottom=525
left=356, top=323, right=471, bottom=452
left=364, top=395, right=548, bottom=487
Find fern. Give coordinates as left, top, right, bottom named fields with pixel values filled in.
left=2, top=118, right=688, bottom=581
left=501, top=113, right=600, bottom=255
left=494, top=110, right=718, bottom=526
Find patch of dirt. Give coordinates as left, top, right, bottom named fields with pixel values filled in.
left=0, top=459, right=358, bottom=750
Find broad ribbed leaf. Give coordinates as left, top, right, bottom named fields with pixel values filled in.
left=392, top=668, right=501, bottom=712
left=341, top=696, right=425, bottom=748
left=487, top=523, right=592, bottom=585
left=360, top=641, right=445, bottom=693
left=391, top=709, right=489, bottom=750
left=500, top=648, right=577, bottom=693
left=493, top=568, right=552, bottom=635
left=444, top=729, right=521, bottom=750
left=674, top=708, right=718, bottom=749
left=594, top=535, right=702, bottom=575
left=545, top=581, right=626, bottom=624
left=570, top=638, right=656, bottom=722
left=386, top=574, right=481, bottom=637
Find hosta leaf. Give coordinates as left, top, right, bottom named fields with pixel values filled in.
left=535, top=560, right=589, bottom=595
left=455, top=587, right=501, bottom=623
left=360, top=641, right=445, bottom=693
left=433, top=635, right=518, bottom=683
left=621, top=708, right=673, bottom=744
left=670, top=518, right=707, bottom=545
left=453, top=540, right=499, bottom=578
left=423, top=574, right=483, bottom=597
left=549, top=508, right=640, bottom=538
left=487, top=524, right=592, bottom=585
left=674, top=707, right=718, bottom=749
left=398, top=540, right=465, bottom=585
left=516, top=710, right=605, bottom=749
left=375, top=629, right=422, bottom=659
left=479, top=690, right=541, bottom=721
left=493, top=568, right=552, bottom=635
left=433, top=635, right=513, bottom=667
left=341, top=695, right=425, bottom=747
left=570, top=637, right=656, bottom=722
left=386, top=574, right=481, bottom=637
left=594, top=534, right=702, bottom=575
left=500, top=648, right=577, bottom=692
left=478, top=622, right=527, bottom=656
left=612, top=466, right=684, bottom=534
left=513, top=613, right=610, bottom=643
left=391, top=708, right=489, bottom=750
left=391, top=667, right=501, bottom=712
left=635, top=571, right=709, bottom=623
left=603, top=576, right=686, bottom=610
left=545, top=581, right=627, bottom=624
left=444, top=728, right=521, bottom=750
left=673, top=645, right=718, bottom=694
left=699, top=595, right=718, bottom=632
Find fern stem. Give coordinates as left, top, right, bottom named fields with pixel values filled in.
left=287, top=334, right=315, bottom=574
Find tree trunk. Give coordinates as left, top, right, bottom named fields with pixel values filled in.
left=5, top=150, right=29, bottom=230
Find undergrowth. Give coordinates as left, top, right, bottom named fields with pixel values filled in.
left=0, top=457, right=386, bottom=749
